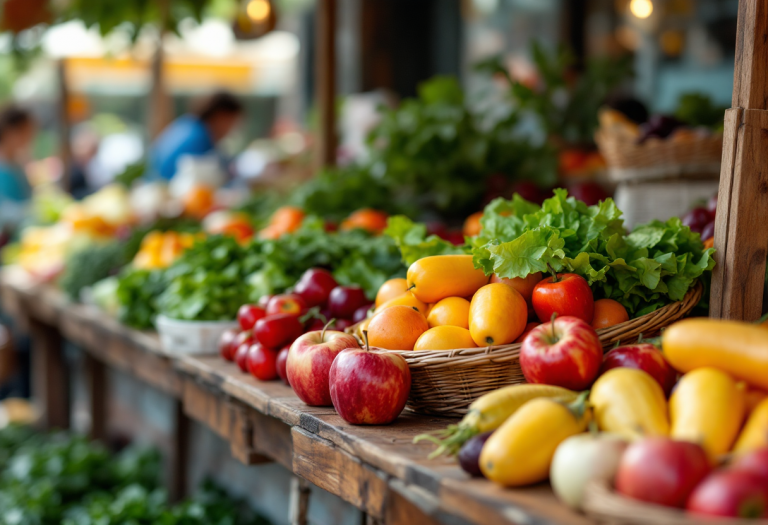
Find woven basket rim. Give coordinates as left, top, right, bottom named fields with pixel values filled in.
left=352, top=281, right=703, bottom=366
left=583, top=480, right=768, bottom=525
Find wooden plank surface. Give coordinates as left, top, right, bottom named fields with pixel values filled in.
left=711, top=0, right=768, bottom=320
left=1, top=270, right=590, bottom=525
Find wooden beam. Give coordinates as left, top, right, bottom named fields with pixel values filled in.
left=29, top=319, right=69, bottom=430
left=315, top=0, right=337, bottom=170
left=84, top=353, right=107, bottom=442
left=710, top=0, right=768, bottom=320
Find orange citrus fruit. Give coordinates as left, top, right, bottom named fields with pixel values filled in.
left=340, top=209, right=389, bottom=234
left=591, top=298, right=629, bottom=329
left=269, top=206, right=305, bottom=234
left=463, top=211, right=483, bottom=237
left=414, top=326, right=477, bottom=351
left=367, top=305, right=428, bottom=350
left=375, top=278, right=409, bottom=307
left=426, top=297, right=470, bottom=329
left=374, top=293, right=427, bottom=316
left=490, top=272, right=542, bottom=304
left=183, top=184, right=215, bottom=219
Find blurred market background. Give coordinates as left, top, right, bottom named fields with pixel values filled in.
left=0, top=0, right=737, bottom=524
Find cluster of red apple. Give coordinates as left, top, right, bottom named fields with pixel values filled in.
left=617, top=441, right=768, bottom=516
left=218, top=268, right=372, bottom=382
left=218, top=268, right=411, bottom=425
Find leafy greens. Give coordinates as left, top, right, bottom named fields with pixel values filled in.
left=471, top=190, right=715, bottom=316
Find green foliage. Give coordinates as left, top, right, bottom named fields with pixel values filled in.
left=674, top=92, right=727, bottom=130
left=59, top=242, right=132, bottom=301
left=114, top=161, right=147, bottom=188
left=0, top=426, right=269, bottom=525
left=384, top=216, right=467, bottom=266
left=471, top=190, right=715, bottom=317
left=477, top=42, right=633, bottom=144
left=117, top=268, right=169, bottom=329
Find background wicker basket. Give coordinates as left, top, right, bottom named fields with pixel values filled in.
left=352, top=282, right=702, bottom=417
left=595, top=130, right=723, bottom=176
left=583, top=480, right=768, bottom=525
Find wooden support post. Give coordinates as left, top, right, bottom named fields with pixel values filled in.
left=315, top=0, right=337, bottom=170
left=57, top=60, right=73, bottom=192
left=84, top=353, right=107, bottom=442
left=710, top=0, right=768, bottom=320
left=147, top=0, right=173, bottom=139
left=29, top=319, right=69, bottom=430
left=168, top=399, right=190, bottom=502
left=289, top=476, right=310, bottom=525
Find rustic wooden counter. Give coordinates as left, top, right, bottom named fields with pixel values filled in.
left=0, top=267, right=590, bottom=525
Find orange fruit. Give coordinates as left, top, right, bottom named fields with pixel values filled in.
left=340, top=209, right=389, bottom=234
left=703, top=237, right=714, bottom=249
left=463, top=211, right=483, bottom=237
left=367, top=305, right=428, bottom=350
left=591, top=299, right=629, bottom=329
left=183, top=184, right=215, bottom=219
left=427, top=297, right=470, bottom=329
left=414, top=326, right=477, bottom=351
left=375, top=278, right=409, bottom=307
left=374, top=293, right=428, bottom=316
left=491, top=272, right=543, bottom=304
left=268, top=205, right=305, bottom=236
left=469, top=283, right=528, bottom=346
left=258, top=224, right=283, bottom=240
left=746, top=387, right=768, bottom=413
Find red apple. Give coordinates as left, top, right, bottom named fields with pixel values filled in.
left=616, top=437, right=711, bottom=508
left=532, top=273, right=594, bottom=324
left=352, top=303, right=374, bottom=324
left=247, top=343, right=279, bottom=381
left=731, top=449, right=768, bottom=483
left=234, top=343, right=251, bottom=372
left=328, top=286, right=369, bottom=319
left=276, top=346, right=290, bottom=385
left=237, top=304, right=267, bottom=331
left=513, top=322, right=541, bottom=344
left=255, top=314, right=304, bottom=349
left=294, top=268, right=338, bottom=307
left=266, top=294, right=308, bottom=317
left=600, top=343, right=678, bottom=396
left=329, top=344, right=411, bottom=425
left=218, top=328, right=239, bottom=361
left=519, top=316, right=602, bottom=390
left=304, top=317, right=326, bottom=332
left=687, top=470, right=768, bottom=518
left=286, top=330, right=360, bottom=406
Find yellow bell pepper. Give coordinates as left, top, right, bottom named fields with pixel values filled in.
left=734, top=398, right=768, bottom=454
left=662, top=319, right=768, bottom=390
left=670, top=367, right=746, bottom=457
left=590, top=368, right=669, bottom=440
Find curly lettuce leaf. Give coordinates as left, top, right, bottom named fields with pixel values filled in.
left=384, top=216, right=466, bottom=266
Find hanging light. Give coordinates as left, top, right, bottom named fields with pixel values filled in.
left=246, top=0, right=271, bottom=22
left=629, top=0, right=653, bottom=19
left=233, top=0, right=276, bottom=40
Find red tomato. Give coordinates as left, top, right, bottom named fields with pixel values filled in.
left=247, top=344, right=279, bottom=381
left=532, top=273, right=594, bottom=324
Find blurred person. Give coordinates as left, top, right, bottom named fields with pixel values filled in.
left=0, top=105, right=36, bottom=244
left=150, top=91, right=244, bottom=180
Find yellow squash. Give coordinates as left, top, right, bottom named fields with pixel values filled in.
left=662, top=319, right=768, bottom=390
left=670, top=367, right=746, bottom=457
left=407, top=255, right=489, bottom=304
left=414, top=384, right=578, bottom=457
left=590, top=368, right=669, bottom=440
left=468, top=283, right=527, bottom=346
left=734, top=398, right=768, bottom=454
left=480, top=395, right=589, bottom=486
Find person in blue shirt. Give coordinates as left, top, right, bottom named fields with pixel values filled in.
left=0, top=105, right=36, bottom=239
left=150, top=91, right=244, bottom=180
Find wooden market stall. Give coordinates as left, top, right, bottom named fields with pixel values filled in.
left=1, top=1, right=768, bottom=524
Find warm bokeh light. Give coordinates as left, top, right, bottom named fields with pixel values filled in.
left=246, top=0, right=270, bottom=22
left=629, top=0, right=653, bottom=19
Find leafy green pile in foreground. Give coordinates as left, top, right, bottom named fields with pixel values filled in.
left=470, top=190, right=715, bottom=317
left=0, top=426, right=268, bottom=525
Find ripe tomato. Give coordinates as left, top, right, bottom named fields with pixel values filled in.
left=532, top=273, right=594, bottom=324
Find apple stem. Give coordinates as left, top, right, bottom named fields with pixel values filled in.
left=550, top=312, right=557, bottom=341
left=362, top=330, right=370, bottom=352
left=547, top=263, right=559, bottom=283
left=321, top=318, right=336, bottom=341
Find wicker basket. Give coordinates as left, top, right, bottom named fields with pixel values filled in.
left=351, top=282, right=702, bottom=417
left=583, top=480, right=768, bottom=525
left=595, top=130, right=723, bottom=181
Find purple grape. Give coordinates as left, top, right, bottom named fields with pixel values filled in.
left=682, top=207, right=711, bottom=232
left=458, top=431, right=493, bottom=478
left=701, top=221, right=715, bottom=242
